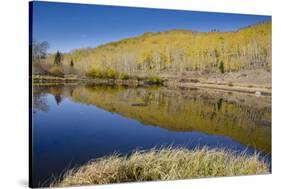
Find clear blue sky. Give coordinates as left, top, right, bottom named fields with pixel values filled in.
left=31, top=1, right=271, bottom=53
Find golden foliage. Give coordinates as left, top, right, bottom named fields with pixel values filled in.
left=46, top=21, right=271, bottom=76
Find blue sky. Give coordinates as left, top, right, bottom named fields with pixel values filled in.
left=31, top=1, right=271, bottom=53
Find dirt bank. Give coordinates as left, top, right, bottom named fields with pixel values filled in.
left=164, top=69, right=271, bottom=95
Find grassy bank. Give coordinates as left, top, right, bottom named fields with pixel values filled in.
left=51, top=147, right=269, bottom=187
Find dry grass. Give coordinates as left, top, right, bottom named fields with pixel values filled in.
left=51, top=147, right=269, bottom=187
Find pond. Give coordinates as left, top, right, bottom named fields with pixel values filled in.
left=31, top=84, right=271, bottom=187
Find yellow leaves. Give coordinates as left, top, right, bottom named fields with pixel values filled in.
left=224, top=60, right=241, bottom=72
left=86, top=68, right=119, bottom=79
left=159, top=52, right=168, bottom=65
left=45, top=21, right=271, bottom=74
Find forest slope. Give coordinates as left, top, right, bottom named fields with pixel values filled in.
left=46, top=21, right=271, bottom=78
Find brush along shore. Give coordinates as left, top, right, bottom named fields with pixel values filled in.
left=51, top=147, right=270, bottom=187
left=32, top=69, right=271, bottom=95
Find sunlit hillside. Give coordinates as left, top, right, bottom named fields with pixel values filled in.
left=45, top=21, right=271, bottom=77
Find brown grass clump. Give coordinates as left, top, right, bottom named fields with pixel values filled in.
left=51, top=147, right=269, bottom=187
left=48, top=66, right=64, bottom=77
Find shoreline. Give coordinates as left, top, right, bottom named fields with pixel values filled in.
left=171, top=81, right=271, bottom=96
left=32, top=74, right=271, bottom=96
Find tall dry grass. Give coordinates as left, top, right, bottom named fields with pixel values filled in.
left=51, top=147, right=269, bottom=187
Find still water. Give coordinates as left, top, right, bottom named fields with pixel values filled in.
left=32, top=84, right=271, bottom=186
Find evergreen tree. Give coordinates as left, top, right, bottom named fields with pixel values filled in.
left=219, top=61, right=225, bottom=73
left=54, top=51, right=62, bottom=65
left=70, top=59, right=74, bottom=68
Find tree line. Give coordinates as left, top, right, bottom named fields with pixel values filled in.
left=33, top=21, right=271, bottom=77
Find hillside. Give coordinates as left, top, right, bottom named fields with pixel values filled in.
left=45, top=21, right=271, bottom=78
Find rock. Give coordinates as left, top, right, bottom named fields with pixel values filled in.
left=255, top=91, right=261, bottom=96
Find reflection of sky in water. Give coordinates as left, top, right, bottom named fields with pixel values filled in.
left=32, top=91, right=270, bottom=187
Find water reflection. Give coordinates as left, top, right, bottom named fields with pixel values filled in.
left=32, top=86, right=50, bottom=114
left=32, top=84, right=271, bottom=186
left=33, top=84, right=271, bottom=153
left=76, top=85, right=270, bottom=152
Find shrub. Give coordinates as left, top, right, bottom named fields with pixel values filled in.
left=147, top=76, right=164, bottom=85
left=86, top=69, right=103, bottom=78
left=106, top=69, right=118, bottom=79
left=48, top=66, right=64, bottom=77
left=86, top=68, right=120, bottom=79
left=118, top=73, right=129, bottom=80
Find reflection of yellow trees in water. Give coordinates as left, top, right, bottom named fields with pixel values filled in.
left=36, top=85, right=271, bottom=153
left=74, top=86, right=271, bottom=153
